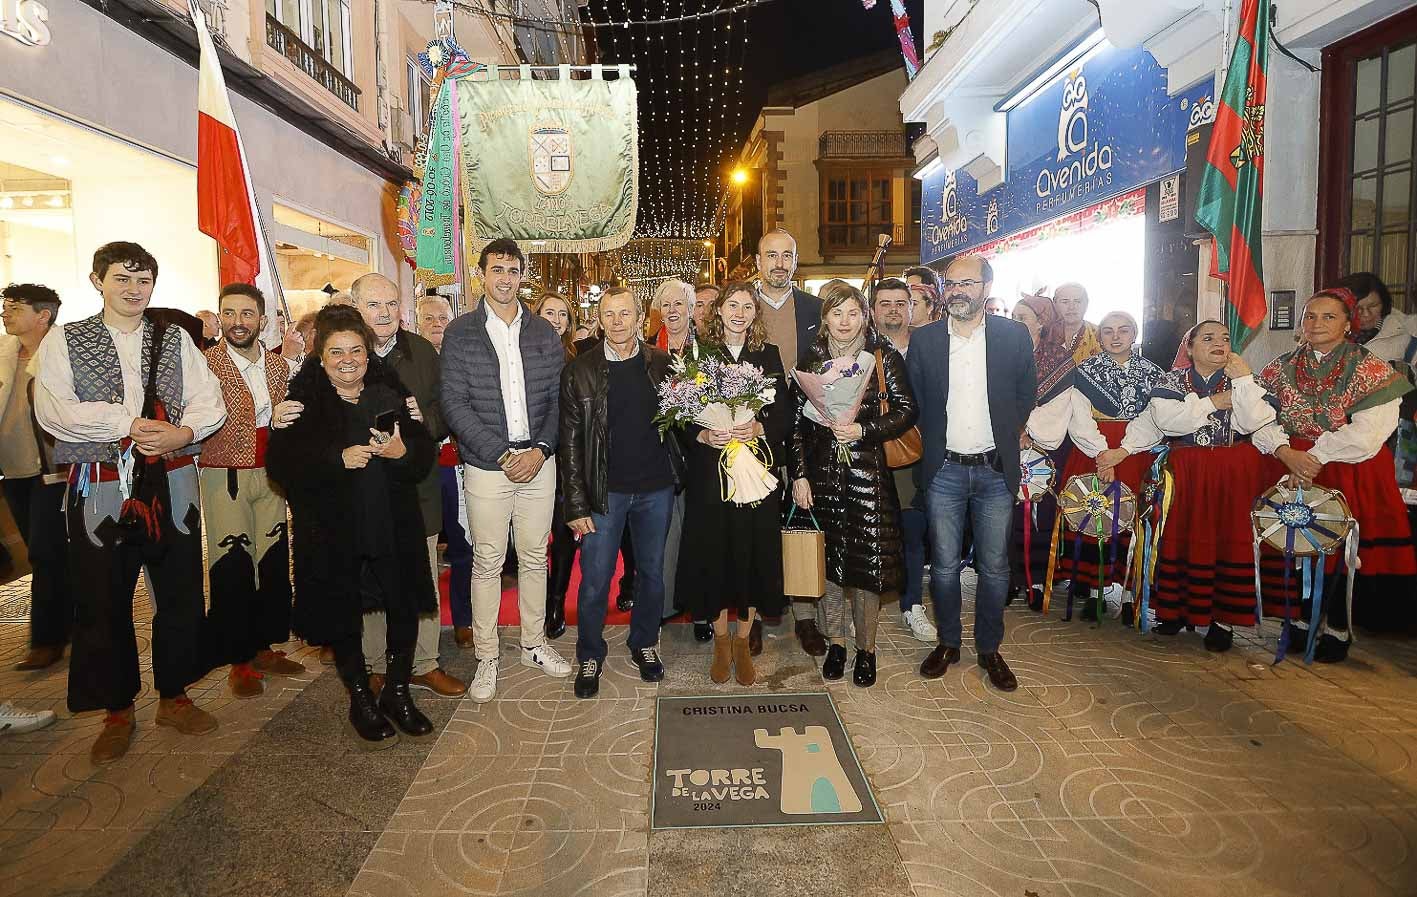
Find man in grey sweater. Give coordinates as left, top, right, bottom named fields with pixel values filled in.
left=441, top=239, right=572, bottom=703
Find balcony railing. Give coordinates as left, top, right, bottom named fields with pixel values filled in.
left=265, top=14, right=360, bottom=111
left=818, top=130, right=909, bottom=159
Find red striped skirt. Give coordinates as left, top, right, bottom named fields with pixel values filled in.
left=1262, top=440, right=1417, bottom=578
left=1153, top=442, right=1283, bottom=626
left=1055, top=421, right=1150, bottom=587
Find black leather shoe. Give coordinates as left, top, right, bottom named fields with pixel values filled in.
left=1152, top=618, right=1185, bottom=636
left=694, top=622, right=713, bottom=642
left=546, top=594, right=567, bottom=640
left=1313, top=632, right=1350, bottom=664
left=630, top=647, right=665, bottom=682
left=1203, top=622, right=1234, bottom=653
left=852, top=650, right=877, bottom=688
left=346, top=677, right=397, bottom=742
left=977, top=652, right=1018, bottom=692
left=749, top=618, right=764, bottom=656
left=821, top=644, right=847, bottom=680
left=795, top=619, right=827, bottom=657
left=574, top=659, right=602, bottom=698
left=378, top=651, right=433, bottom=737
left=919, top=644, right=961, bottom=679
left=616, top=576, right=635, bottom=612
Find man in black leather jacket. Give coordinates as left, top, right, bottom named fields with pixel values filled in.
left=559, top=287, right=685, bottom=698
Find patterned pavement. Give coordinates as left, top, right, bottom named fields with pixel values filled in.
left=2, top=569, right=1417, bottom=897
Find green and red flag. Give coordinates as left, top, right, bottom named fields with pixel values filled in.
left=1195, top=0, right=1270, bottom=351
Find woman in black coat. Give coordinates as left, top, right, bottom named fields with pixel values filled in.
left=267, top=305, right=438, bottom=743
left=790, top=285, right=918, bottom=687
left=675, top=283, right=790, bottom=687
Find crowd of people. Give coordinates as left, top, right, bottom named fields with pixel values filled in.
left=1, top=228, right=1413, bottom=759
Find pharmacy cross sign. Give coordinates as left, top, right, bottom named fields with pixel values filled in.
left=651, top=693, right=881, bottom=829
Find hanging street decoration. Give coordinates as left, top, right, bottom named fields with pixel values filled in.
left=860, top=0, right=921, bottom=78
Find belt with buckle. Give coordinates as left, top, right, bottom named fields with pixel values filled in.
left=943, top=449, right=997, bottom=467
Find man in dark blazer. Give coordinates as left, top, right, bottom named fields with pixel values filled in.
left=905, top=255, right=1036, bottom=691
left=753, top=228, right=827, bottom=658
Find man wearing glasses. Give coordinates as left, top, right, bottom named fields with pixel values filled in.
left=752, top=229, right=828, bottom=659
left=906, top=255, right=1036, bottom=692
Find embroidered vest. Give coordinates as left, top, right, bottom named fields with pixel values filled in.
left=200, top=343, right=289, bottom=468
left=52, top=314, right=195, bottom=464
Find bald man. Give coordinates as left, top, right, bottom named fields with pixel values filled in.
left=351, top=273, right=466, bottom=698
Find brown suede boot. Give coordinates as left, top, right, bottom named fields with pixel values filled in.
left=732, top=637, right=756, bottom=687
left=228, top=663, right=265, bottom=699
left=90, top=705, right=135, bottom=766
left=155, top=696, right=218, bottom=735
left=710, top=634, right=732, bottom=684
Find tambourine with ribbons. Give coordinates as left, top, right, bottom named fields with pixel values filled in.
left=1043, top=474, right=1136, bottom=619
left=1016, top=449, right=1057, bottom=595
left=1122, top=446, right=1174, bottom=634
left=1251, top=482, right=1359, bottom=664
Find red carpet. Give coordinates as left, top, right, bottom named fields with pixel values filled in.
left=437, top=553, right=634, bottom=626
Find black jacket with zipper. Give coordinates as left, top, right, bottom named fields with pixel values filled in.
left=558, top=341, right=686, bottom=520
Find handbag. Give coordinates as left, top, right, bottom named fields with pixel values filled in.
left=874, top=349, right=922, bottom=468
left=781, top=505, right=827, bottom=598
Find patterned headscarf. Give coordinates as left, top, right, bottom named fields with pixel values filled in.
left=1305, top=287, right=1360, bottom=343
left=1021, top=294, right=1075, bottom=403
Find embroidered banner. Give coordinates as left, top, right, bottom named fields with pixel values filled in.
left=454, top=73, right=639, bottom=255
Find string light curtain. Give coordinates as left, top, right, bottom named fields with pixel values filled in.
left=590, top=1, right=752, bottom=241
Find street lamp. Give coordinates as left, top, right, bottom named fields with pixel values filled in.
left=731, top=167, right=748, bottom=186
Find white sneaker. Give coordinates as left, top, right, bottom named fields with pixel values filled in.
left=0, top=702, right=56, bottom=735
left=469, top=657, right=499, bottom=703
left=902, top=606, right=938, bottom=642
left=522, top=643, right=573, bottom=678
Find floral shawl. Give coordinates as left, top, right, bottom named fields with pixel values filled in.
left=1069, top=321, right=1103, bottom=365
left=1258, top=341, right=1412, bottom=440
left=1152, top=366, right=1236, bottom=447
left=1075, top=351, right=1164, bottom=420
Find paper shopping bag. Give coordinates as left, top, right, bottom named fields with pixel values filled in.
left=781, top=506, right=826, bottom=598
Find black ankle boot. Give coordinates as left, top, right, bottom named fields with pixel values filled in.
left=821, top=645, right=847, bottom=680
left=852, top=650, right=877, bottom=687
left=378, top=650, right=434, bottom=737
left=1152, top=618, right=1185, bottom=636
left=335, top=650, right=396, bottom=743
left=1203, top=622, right=1234, bottom=653
left=546, top=593, right=567, bottom=640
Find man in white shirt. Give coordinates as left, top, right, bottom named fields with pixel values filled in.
left=442, top=239, right=572, bottom=703
left=198, top=284, right=306, bottom=700
left=32, top=242, right=228, bottom=765
left=904, top=255, right=1037, bottom=692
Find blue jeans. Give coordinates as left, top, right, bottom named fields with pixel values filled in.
left=576, top=487, right=674, bottom=663
left=440, top=466, right=474, bottom=629
left=899, top=507, right=927, bottom=613
left=926, top=461, right=1013, bottom=654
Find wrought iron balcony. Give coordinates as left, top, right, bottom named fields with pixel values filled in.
left=265, top=14, right=360, bottom=111
left=818, top=130, right=910, bottom=159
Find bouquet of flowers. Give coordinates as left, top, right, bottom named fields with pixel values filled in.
left=656, top=346, right=780, bottom=505
left=792, top=351, right=876, bottom=462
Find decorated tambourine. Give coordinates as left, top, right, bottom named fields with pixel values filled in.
left=1058, top=475, right=1137, bottom=539
left=1018, top=449, right=1056, bottom=501
left=1251, top=483, right=1354, bottom=557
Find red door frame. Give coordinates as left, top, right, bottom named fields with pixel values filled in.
left=1316, top=4, right=1417, bottom=288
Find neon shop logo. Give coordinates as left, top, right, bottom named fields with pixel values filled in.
left=925, top=170, right=969, bottom=248
left=1036, top=70, right=1113, bottom=205
left=1188, top=95, right=1216, bottom=130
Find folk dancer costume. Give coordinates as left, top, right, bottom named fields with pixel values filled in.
left=199, top=339, right=303, bottom=696
left=1256, top=293, right=1415, bottom=661
left=1029, top=329, right=1164, bottom=615
left=1137, top=334, right=1282, bottom=638
left=1015, top=295, right=1079, bottom=607
left=32, top=312, right=226, bottom=715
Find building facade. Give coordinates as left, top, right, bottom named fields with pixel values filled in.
left=721, top=51, right=922, bottom=294
left=0, top=0, right=573, bottom=322
left=900, top=0, right=1417, bottom=365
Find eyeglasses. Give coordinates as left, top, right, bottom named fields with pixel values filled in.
left=940, top=279, right=983, bottom=290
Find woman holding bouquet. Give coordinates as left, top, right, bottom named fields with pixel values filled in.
left=675, top=282, right=790, bottom=686
left=790, top=286, right=918, bottom=686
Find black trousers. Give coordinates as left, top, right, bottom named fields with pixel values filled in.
left=66, top=470, right=209, bottom=712
left=2, top=475, right=73, bottom=649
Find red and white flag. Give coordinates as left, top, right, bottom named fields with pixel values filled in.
left=190, top=0, right=284, bottom=346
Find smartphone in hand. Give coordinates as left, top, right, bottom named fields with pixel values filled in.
left=373, top=409, right=398, bottom=444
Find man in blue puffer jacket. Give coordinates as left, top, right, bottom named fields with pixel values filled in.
left=441, top=238, right=572, bottom=703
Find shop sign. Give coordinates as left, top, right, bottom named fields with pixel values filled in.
left=921, top=43, right=1213, bottom=263
left=1, top=0, right=50, bottom=47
